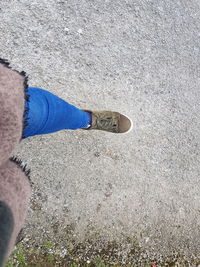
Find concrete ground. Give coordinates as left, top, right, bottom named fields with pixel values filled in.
left=1, top=0, right=200, bottom=265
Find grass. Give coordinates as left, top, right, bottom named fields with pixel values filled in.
left=5, top=240, right=200, bottom=267
left=43, top=241, right=52, bottom=250
left=6, top=246, right=131, bottom=267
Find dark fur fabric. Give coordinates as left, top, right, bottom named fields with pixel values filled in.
left=0, top=201, right=14, bottom=267
left=10, top=156, right=32, bottom=184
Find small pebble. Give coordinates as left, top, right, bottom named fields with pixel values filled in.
left=78, top=29, right=83, bottom=34
left=64, top=27, right=69, bottom=33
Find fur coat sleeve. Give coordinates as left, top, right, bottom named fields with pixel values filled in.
left=0, top=59, right=31, bottom=266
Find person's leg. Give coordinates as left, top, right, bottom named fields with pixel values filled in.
left=23, top=87, right=92, bottom=138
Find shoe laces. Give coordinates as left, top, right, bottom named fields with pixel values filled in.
left=95, top=114, right=117, bottom=130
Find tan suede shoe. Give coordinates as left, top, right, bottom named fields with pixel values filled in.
left=83, top=110, right=133, bottom=133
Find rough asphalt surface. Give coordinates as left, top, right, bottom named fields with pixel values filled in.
left=1, top=0, right=200, bottom=265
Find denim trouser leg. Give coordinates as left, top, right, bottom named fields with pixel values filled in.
left=23, top=87, right=91, bottom=138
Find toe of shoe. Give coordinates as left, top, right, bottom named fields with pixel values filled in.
left=118, top=114, right=133, bottom=133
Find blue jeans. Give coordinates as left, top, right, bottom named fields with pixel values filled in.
left=23, top=87, right=91, bottom=138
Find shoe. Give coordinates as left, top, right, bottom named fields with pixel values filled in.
left=83, top=110, right=133, bottom=133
